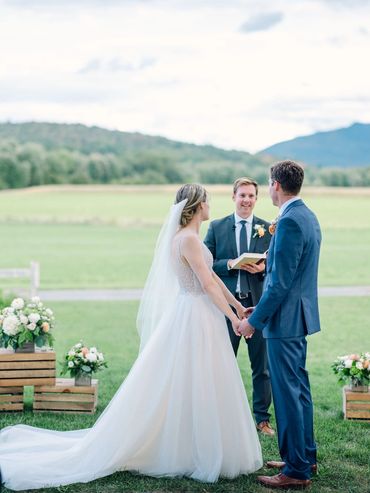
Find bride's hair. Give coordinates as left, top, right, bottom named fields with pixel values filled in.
left=175, top=184, right=208, bottom=227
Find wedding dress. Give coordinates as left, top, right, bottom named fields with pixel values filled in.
left=0, top=207, right=262, bottom=491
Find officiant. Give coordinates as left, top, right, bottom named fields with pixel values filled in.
left=204, top=177, right=274, bottom=436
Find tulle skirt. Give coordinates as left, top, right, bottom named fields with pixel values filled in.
left=0, top=293, right=262, bottom=490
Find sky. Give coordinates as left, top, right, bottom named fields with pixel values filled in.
left=0, top=0, right=369, bottom=153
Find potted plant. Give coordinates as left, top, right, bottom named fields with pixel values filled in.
left=332, top=352, right=370, bottom=392
left=61, top=342, right=107, bottom=386
left=0, top=296, right=55, bottom=352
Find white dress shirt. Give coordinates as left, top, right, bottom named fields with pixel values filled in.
left=234, top=212, right=253, bottom=293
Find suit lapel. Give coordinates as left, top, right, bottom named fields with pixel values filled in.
left=227, top=215, right=238, bottom=258
left=249, top=217, right=259, bottom=253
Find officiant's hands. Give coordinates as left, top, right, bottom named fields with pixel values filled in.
left=240, top=261, right=265, bottom=274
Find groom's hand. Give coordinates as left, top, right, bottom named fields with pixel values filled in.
left=239, top=318, right=255, bottom=339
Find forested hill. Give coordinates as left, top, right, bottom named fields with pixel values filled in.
left=260, top=123, right=370, bottom=168
left=0, top=121, right=263, bottom=166
left=1, top=121, right=370, bottom=188
left=0, top=121, right=270, bottom=188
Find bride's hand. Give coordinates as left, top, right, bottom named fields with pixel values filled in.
left=231, top=318, right=241, bottom=336
left=235, top=301, right=246, bottom=320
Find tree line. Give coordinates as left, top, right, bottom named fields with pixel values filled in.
left=1, top=138, right=369, bottom=189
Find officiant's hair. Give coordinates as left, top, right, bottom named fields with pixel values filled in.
left=175, top=184, right=208, bottom=227
left=233, top=177, right=258, bottom=196
left=271, top=160, right=304, bottom=195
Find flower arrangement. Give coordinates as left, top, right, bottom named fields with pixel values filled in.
left=0, top=296, right=54, bottom=350
left=61, top=342, right=107, bottom=378
left=332, top=352, right=370, bottom=388
left=252, top=224, right=266, bottom=238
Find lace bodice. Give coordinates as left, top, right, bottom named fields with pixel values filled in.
left=172, top=239, right=213, bottom=295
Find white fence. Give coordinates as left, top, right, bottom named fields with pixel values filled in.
left=0, top=261, right=40, bottom=298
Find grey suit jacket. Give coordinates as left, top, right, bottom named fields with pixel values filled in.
left=204, top=214, right=272, bottom=305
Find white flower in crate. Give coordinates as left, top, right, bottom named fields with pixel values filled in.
left=27, top=323, right=36, bottom=331
left=3, top=315, right=21, bottom=336
left=28, top=312, right=41, bottom=324
left=11, top=298, right=25, bottom=310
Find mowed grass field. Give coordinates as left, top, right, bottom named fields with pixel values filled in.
left=0, top=185, right=370, bottom=288
left=0, top=298, right=369, bottom=493
left=0, top=186, right=369, bottom=492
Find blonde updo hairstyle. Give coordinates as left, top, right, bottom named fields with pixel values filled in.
left=175, top=184, right=208, bottom=227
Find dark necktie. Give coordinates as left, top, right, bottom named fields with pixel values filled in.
left=239, top=220, right=250, bottom=294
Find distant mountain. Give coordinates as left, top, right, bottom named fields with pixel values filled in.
left=259, top=123, right=370, bottom=168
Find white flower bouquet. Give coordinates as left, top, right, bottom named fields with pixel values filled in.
left=0, top=296, right=55, bottom=350
left=332, top=352, right=370, bottom=388
left=61, top=342, right=107, bottom=379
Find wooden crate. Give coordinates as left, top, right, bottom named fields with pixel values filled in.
left=34, top=378, right=98, bottom=414
left=0, top=386, right=24, bottom=411
left=0, top=351, right=56, bottom=387
left=343, top=386, right=370, bottom=421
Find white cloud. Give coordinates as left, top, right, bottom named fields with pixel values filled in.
left=0, top=0, right=369, bottom=152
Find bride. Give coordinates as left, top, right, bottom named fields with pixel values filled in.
left=0, top=184, right=262, bottom=491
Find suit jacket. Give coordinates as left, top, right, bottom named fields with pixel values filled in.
left=204, top=214, right=272, bottom=306
left=248, top=199, right=321, bottom=339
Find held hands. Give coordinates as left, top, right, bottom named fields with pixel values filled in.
left=232, top=305, right=256, bottom=339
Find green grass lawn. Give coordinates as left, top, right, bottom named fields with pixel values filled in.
left=0, top=185, right=370, bottom=289
left=1, top=297, right=369, bottom=493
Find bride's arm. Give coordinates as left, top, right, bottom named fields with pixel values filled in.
left=181, top=236, right=241, bottom=330
left=211, top=271, right=246, bottom=319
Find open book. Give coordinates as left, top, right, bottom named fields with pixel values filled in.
left=229, top=251, right=267, bottom=269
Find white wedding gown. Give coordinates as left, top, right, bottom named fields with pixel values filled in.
left=0, top=243, right=262, bottom=491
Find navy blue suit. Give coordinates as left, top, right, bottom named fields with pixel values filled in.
left=249, top=199, right=321, bottom=480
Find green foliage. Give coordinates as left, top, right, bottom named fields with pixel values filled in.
left=1, top=121, right=368, bottom=188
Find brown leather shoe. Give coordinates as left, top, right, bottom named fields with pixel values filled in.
left=266, top=460, right=317, bottom=474
left=258, top=473, right=311, bottom=489
left=256, top=421, right=275, bottom=436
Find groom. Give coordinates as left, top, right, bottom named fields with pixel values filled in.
left=240, top=160, right=321, bottom=489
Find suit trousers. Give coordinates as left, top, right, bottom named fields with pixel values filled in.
left=267, top=336, right=317, bottom=480
left=226, top=296, right=272, bottom=424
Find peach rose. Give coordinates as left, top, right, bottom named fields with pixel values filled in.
left=258, top=227, right=265, bottom=237
left=363, top=360, right=369, bottom=369
left=42, top=322, right=50, bottom=333
left=81, top=347, right=89, bottom=356
left=349, top=354, right=360, bottom=360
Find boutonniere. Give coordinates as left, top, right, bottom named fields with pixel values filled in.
left=268, top=217, right=279, bottom=235
left=252, top=224, right=266, bottom=238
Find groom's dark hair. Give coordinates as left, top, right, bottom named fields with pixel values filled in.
left=270, top=160, right=304, bottom=195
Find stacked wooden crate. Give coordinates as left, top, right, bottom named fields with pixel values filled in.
left=0, top=352, right=98, bottom=414
left=0, top=352, right=56, bottom=411
left=34, top=378, right=98, bottom=413
left=343, top=386, right=370, bottom=421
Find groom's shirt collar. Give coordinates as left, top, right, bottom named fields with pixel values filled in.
left=279, top=196, right=300, bottom=217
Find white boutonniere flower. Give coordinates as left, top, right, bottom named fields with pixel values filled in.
left=252, top=224, right=266, bottom=238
